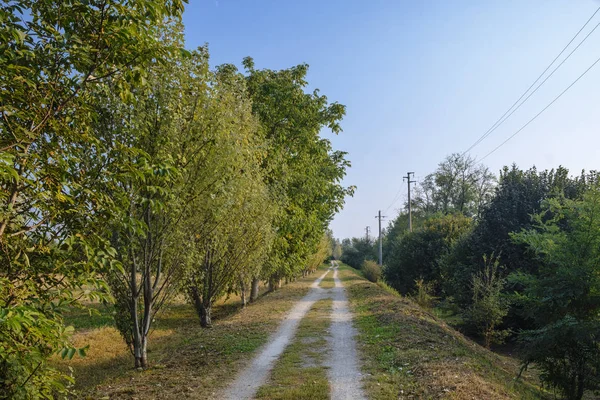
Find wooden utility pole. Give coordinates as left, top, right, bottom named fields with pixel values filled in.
left=375, top=211, right=386, bottom=265
left=404, top=172, right=416, bottom=232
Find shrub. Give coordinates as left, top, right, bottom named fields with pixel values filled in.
left=362, top=260, right=381, bottom=283
left=412, top=278, right=437, bottom=309
left=384, top=213, right=471, bottom=295
left=463, top=255, right=509, bottom=348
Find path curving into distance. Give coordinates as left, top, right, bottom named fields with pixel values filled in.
left=222, top=261, right=366, bottom=400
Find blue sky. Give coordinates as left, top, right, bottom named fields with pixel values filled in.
left=183, top=0, right=600, bottom=239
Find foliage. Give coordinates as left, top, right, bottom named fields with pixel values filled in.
left=411, top=153, right=496, bottom=218
left=305, top=233, right=334, bottom=276
left=442, top=165, right=597, bottom=309
left=462, top=255, right=509, bottom=348
left=411, top=278, right=437, bottom=309
left=0, top=0, right=183, bottom=395
left=384, top=213, right=471, bottom=295
left=511, top=189, right=600, bottom=400
left=242, top=58, right=354, bottom=285
left=182, top=64, right=276, bottom=325
left=340, top=237, right=377, bottom=269
left=362, top=260, right=381, bottom=283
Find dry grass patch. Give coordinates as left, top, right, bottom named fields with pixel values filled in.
left=52, top=266, right=329, bottom=399
left=338, top=264, right=551, bottom=400
left=255, top=298, right=332, bottom=400
left=318, top=270, right=335, bottom=289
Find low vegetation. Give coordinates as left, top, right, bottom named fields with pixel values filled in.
left=51, top=273, right=321, bottom=399
left=339, top=264, right=550, bottom=400
left=362, top=260, right=382, bottom=283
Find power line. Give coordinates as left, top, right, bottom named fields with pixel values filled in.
left=384, top=185, right=404, bottom=214
left=462, top=5, right=600, bottom=156
left=471, top=18, right=600, bottom=153
left=479, top=53, right=600, bottom=163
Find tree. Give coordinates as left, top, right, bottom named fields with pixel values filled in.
left=242, top=58, right=353, bottom=290
left=411, top=153, right=495, bottom=218
left=88, top=38, right=207, bottom=367
left=0, top=0, right=183, bottom=395
left=183, top=63, right=275, bottom=326
left=442, top=165, right=596, bottom=309
left=340, top=237, right=377, bottom=270
left=332, top=238, right=342, bottom=260
left=511, top=189, right=600, bottom=400
left=305, top=232, right=333, bottom=276
left=384, top=213, right=471, bottom=295
left=463, top=255, right=509, bottom=348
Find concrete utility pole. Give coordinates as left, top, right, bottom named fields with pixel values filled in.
left=375, top=211, right=386, bottom=265
left=404, top=172, right=416, bottom=232
left=365, top=226, right=371, bottom=243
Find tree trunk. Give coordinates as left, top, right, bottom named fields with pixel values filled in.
left=240, top=277, right=247, bottom=308
left=575, top=362, right=585, bottom=400
left=189, top=285, right=211, bottom=327
left=131, top=260, right=144, bottom=369
left=250, top=278, right=260, bottom=302
left=140, top=336, right=148, bottom=368
left=268, top=278, right=276, bottom=292
left=200, top=303, right=212, bottom=327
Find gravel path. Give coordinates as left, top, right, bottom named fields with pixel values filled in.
left=326, top=263, right=366, bottom=400
left=222, top=269, right=331, bottom=400
left=221, top=262, right=366, bottom=400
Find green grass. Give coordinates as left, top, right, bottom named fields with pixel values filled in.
left=337, top=263, right=551, bottom=400
left=52, top=267, right=331, bottom=399
left=63, top=302, right=115, bottom=330
left=318, top=271, right=335, bottom=289
left=255, top=299, right=332, bottom=400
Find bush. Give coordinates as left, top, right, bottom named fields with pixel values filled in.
left=384, top=213, right=471, bottom=295
left=362, top=260, right=381, bottom=283
left=463, top=255, right=509, bottom=348
left=412, top=278, right=437, bottom=309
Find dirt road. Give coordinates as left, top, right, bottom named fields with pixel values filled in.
left=222, top=262, right=365, bottom=399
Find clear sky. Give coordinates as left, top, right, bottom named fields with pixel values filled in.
left=183, top=0, right=600, bottom=239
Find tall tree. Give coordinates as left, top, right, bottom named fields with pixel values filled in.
left=0, top=1, right=183, bottom=396
left=511, top=188, right=600, bottom=400
left=242, top=58, right=353, bottom=290
left=412, top=153, right=495, bottom=218
left=182, top=64, right=275, bottom=326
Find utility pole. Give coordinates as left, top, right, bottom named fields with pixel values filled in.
left=365, top=226, right=371, bottom=243
left=404, top=172, right=416, bottom=232
left=374, top=211, right=386, bottom=265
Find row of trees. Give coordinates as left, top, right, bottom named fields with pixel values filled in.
left=0, top=2, right=351, bottom=398
left=341, top=154, right=600, bottom=400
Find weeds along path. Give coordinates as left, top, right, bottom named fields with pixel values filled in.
left=222, top=262, right=366, bottom=400
left=222, top=269, right=332, bottom=400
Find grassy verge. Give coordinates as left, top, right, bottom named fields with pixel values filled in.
left=318, top=268, right=335, bottom=289
left=255, top=298, right=332, bottom=400
left=53, top=265, right=329, bottom=399
left=337, top=264, right=551, bottom=400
